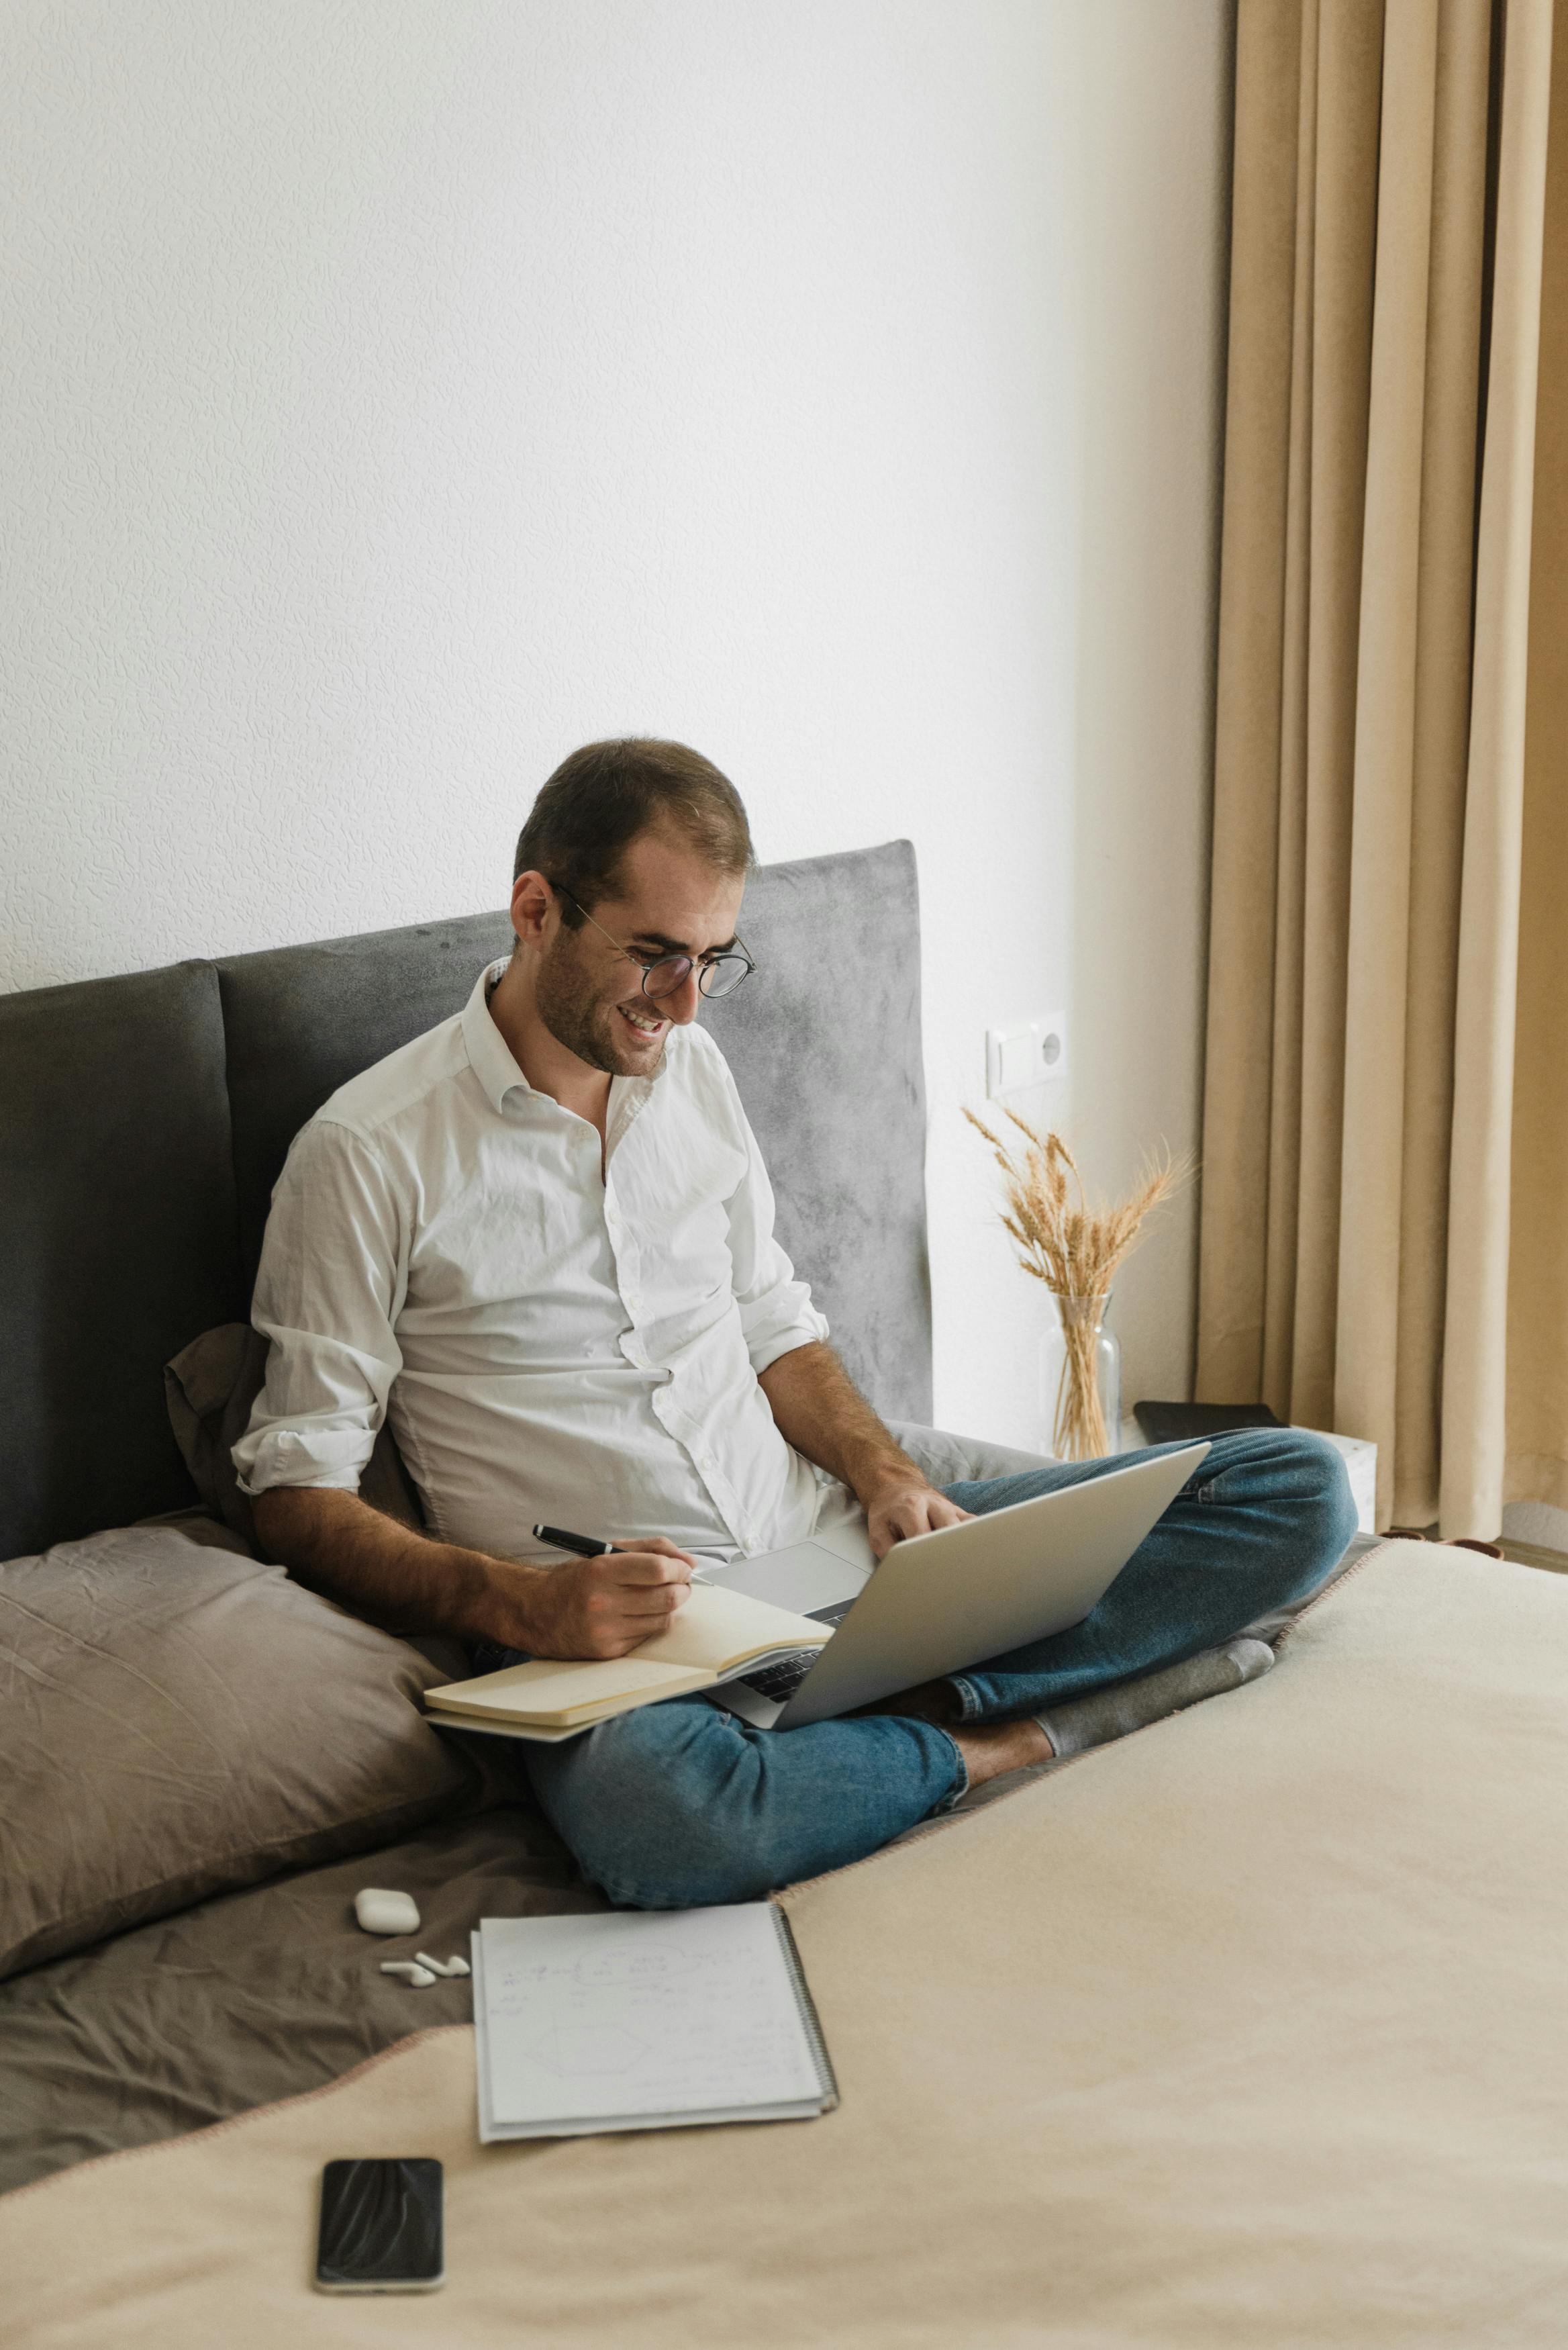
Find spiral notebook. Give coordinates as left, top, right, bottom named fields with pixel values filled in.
left=471, top=1904, right=839, bottom=2141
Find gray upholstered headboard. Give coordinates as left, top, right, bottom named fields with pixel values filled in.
left=0, top=841, right=931, bottom=1562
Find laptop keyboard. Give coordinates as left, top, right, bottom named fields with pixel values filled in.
left=734, top=1596, right=855, bottom=1702
left=734, top=1648, right=820, bottom=1701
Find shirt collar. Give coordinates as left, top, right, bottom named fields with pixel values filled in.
left=461, top=959, right=532, bottom=1113
left=459, top=956, right=668, bottom=1127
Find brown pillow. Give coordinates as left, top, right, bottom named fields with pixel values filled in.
left=0, top=1518, right=479, bottom=1979
left=164, top=1323, right=426, bottom=1553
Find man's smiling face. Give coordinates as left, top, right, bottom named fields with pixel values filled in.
left=532, top=822, right=747, bottom=1080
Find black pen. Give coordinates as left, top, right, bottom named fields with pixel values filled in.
left=532, top=1523, right=711, bottom=1581
left=532, top=1522, right=614, bottom=1556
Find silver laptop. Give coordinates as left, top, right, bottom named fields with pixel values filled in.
left=703, top=1442, right=1210, bottom=1730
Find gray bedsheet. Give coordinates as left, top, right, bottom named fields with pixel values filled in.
left=0, top=1799, right=603, bottom=2195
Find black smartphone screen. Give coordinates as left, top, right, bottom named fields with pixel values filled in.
left=315, top=2157, right=444, bottom=2293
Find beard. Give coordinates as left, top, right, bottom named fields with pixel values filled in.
left=533, top=931, right=669, bottom=1080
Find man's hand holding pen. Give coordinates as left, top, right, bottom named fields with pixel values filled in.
left=476, top=1522, right=702, bottom=1662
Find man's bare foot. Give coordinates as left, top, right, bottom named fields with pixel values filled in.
left=950, top=1716, right=1053, bottom=1787
left=854, top=1680, right=1053, bottom=1788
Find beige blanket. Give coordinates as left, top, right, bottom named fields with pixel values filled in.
left=7, top=1540, right=1567, bottom=2347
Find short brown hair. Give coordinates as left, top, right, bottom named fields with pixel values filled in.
left=513, top=738, right=754, bottom=925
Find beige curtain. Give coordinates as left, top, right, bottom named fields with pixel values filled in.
left=1196, top=0, right=1559, bottom=1538
left=1508, top=11, right=1568, bottom=1521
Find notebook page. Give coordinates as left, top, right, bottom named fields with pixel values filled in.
left=477, top=1906, right=824, bottom=2126
left=628, top=1582, right=828, bottom=1672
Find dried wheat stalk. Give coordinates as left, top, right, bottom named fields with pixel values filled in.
left=964, top=1107, right=1189, bottom=1458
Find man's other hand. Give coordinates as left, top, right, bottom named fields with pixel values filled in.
left=499, top=1536, right=699, bottom=1660
left=863, top=1480, right=974, bottom=1562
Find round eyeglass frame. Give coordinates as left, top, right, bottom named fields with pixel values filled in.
left=553, top=886, right=756, bottom=1001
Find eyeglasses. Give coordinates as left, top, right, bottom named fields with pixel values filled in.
left=554, top=888, right=756, bottom=1002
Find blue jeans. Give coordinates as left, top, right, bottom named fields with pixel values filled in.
left=521, top=1429, right=1357, bottom=1910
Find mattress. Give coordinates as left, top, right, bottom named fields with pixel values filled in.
left=6, top=1540, right=1565, bottom=2346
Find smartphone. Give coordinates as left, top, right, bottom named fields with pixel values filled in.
left=315, top=2157, right=444, bottom=2294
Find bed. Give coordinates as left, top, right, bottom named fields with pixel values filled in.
left=6, top=841, right=1559, bottom=2345
left=7, top=1536, right=1566, bottom=2345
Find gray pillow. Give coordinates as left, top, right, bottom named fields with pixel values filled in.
left=887, top=1422, right=1052, bottom=1487
left=0, top=1518, right=480, bottom=1979
left=164, top=1323, right=425, bottom=1554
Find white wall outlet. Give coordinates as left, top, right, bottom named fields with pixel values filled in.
left=1033, top=1011, right=1068, bottom=1084
left=985, top=1011, right=1069, bottom=1098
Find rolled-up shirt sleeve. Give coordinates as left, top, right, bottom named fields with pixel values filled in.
left=231, top=1119, right=409, bottom=1497
left=724, top=1094, right=830, bottom=1376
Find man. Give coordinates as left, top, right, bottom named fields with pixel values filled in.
left=238, top=737, right=1355, bottom=1910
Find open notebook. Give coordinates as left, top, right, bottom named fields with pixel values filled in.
left=426, top=1583, right=829, bottom=1741
left=471, top=1906, right=839, bottom=2141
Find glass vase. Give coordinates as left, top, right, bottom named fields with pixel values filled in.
left=1040, top=1290, right=1121, bottom=1460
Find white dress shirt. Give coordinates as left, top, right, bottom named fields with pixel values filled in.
left=232, top=960, right=859, bottom=1566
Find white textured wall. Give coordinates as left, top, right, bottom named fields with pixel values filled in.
left=2, top=0, right=1232, bottom=1448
